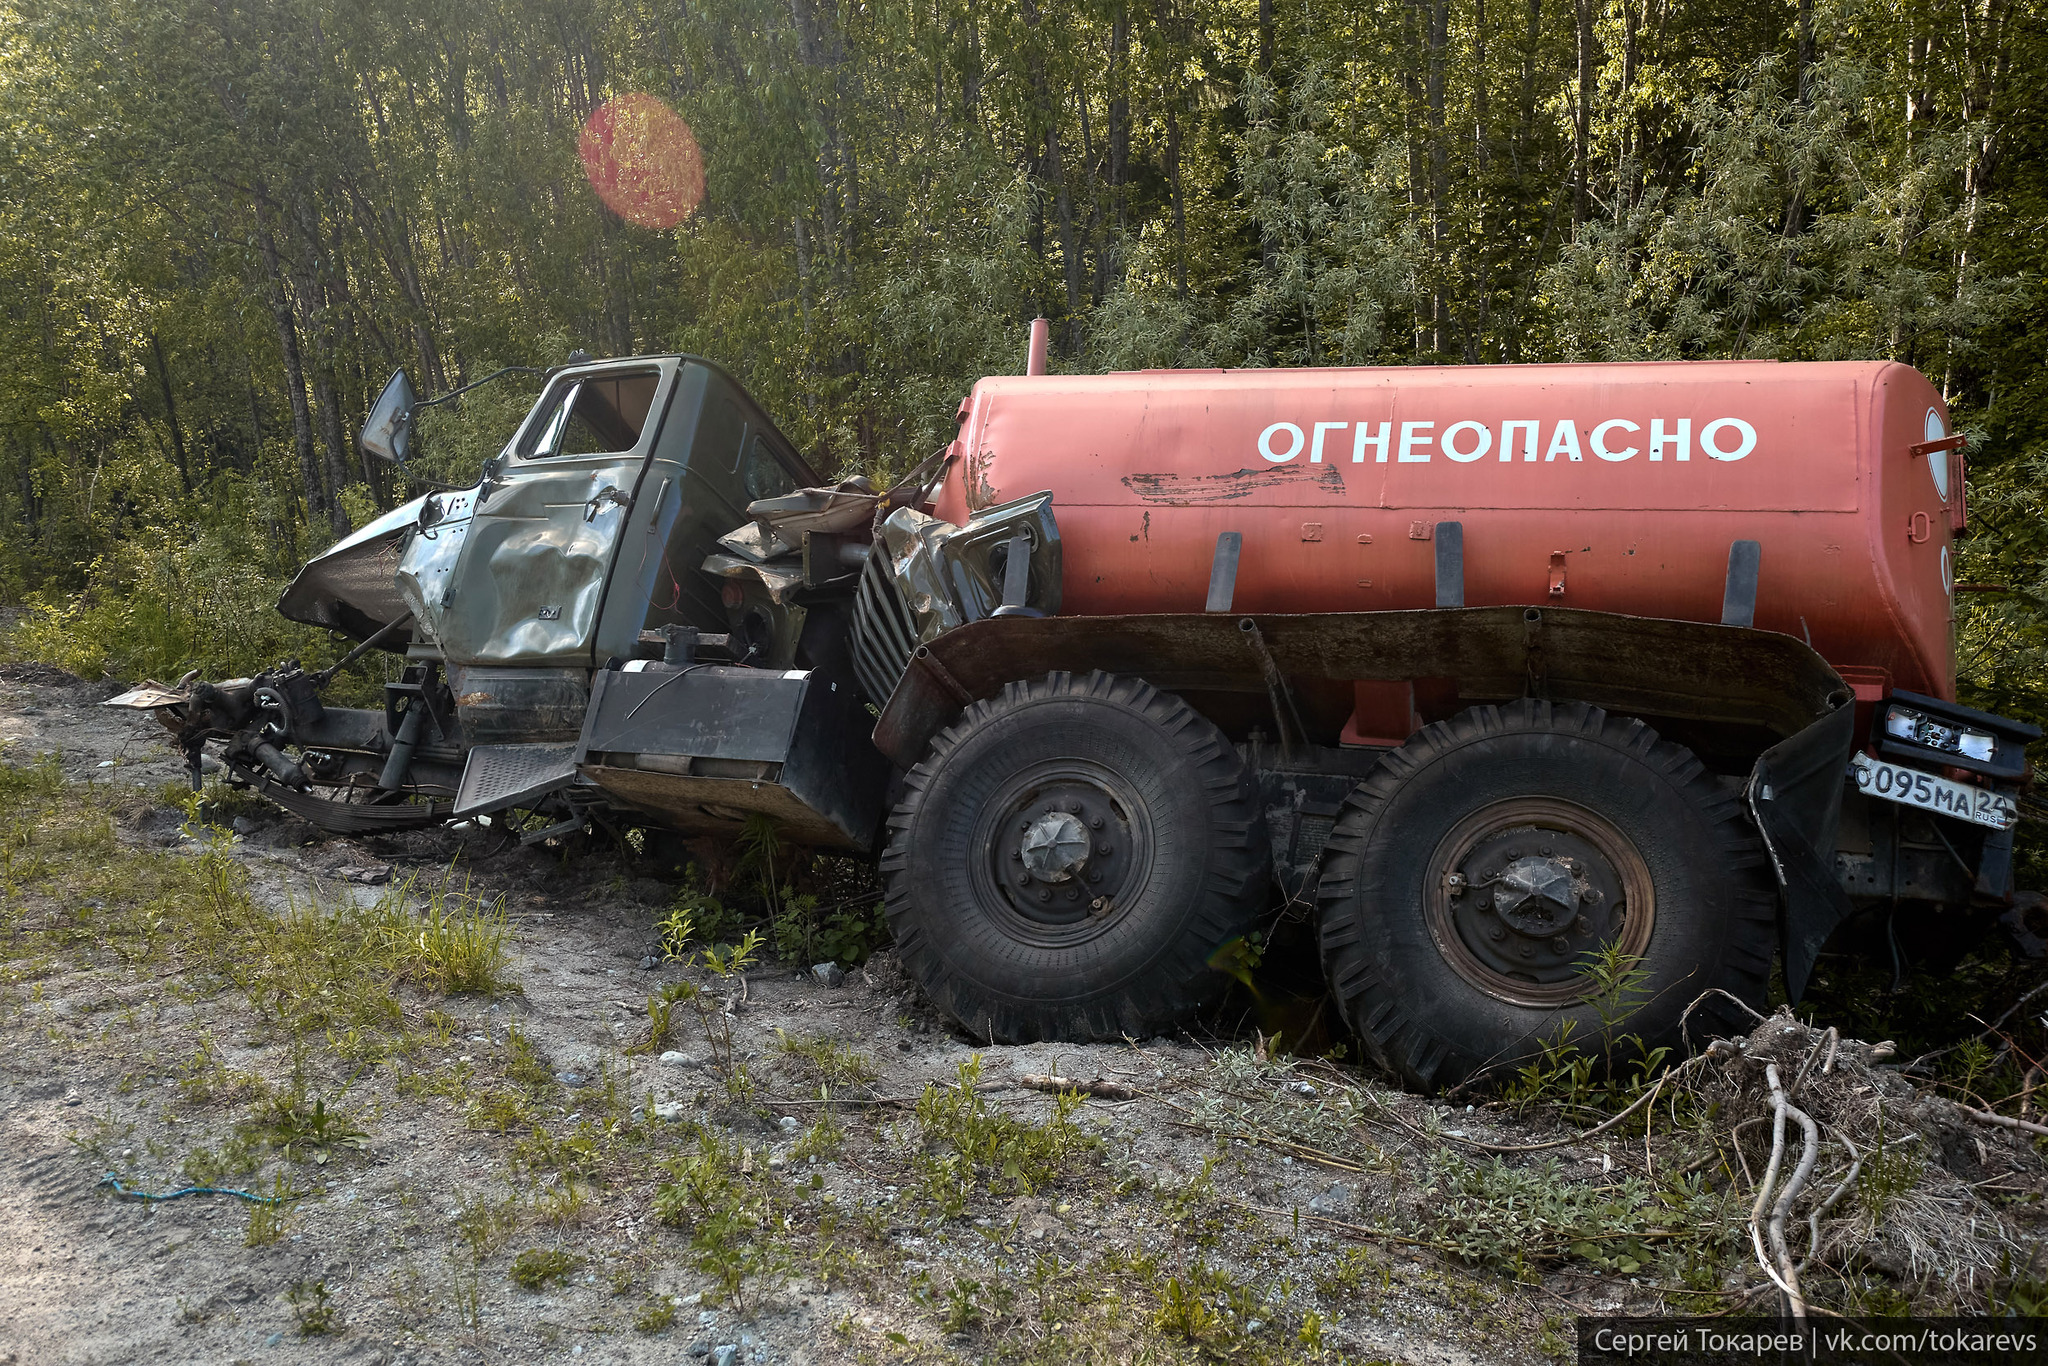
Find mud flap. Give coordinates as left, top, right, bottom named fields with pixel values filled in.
left=1744, top=695, right=1856, bottom=1001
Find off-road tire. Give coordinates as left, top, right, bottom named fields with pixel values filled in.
left=882, top=670, right=1268, bottom=1042
left=1318, top=699, right=1776, bottom=1092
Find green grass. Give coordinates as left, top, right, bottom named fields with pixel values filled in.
left=914, top=1056, right=1096, bottom=1216
left=773, top=1029, right=879, bottom=1085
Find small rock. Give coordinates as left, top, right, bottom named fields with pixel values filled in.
left=1307, top=1182, right=1353, bottom=1215
left=811, top=961, right=846, bottom=988
left=653, top=1101, right=687, bottom=1122
left=265, top=1332, right=283, bottom=1346
left=659, top=1051, right=703, bottom=1069
left=231, top=815, right=259, bottom=835
left=712, top=1346, right=739, bottom=1366
left=95, top=759, right=115, bottom=769
left=687, top=1346, right=710, bottom=1360
left=62, top=1090, right=80, bottom=1107
left=557, top=1071, right=589, bottom=1088
left=640, top=955, right=660, bottom=970
left=897, top=1040, right=914, bottom=1052
left=778, top=1115, right=801, bottom=1133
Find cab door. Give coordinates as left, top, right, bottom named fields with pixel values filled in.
left=428, top=360, right=678, bottom=666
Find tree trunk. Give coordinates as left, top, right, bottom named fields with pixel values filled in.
left=1166, top=103, right=1189, bottom=302
left=146, top=333, right=192, bottom=496
left=1572, top=0, right=1594, bottom=229
left=253, top=187, right=331, bottom=538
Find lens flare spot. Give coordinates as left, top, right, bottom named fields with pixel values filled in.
left=578, top=94, right=704, bottom=230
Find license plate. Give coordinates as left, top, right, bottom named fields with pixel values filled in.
left=1849, top=752, right=2017, bottom=831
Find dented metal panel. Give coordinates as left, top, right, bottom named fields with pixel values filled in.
left=278, top=496, right=426, bottom=640
left=423, top=359, right=679, bottom=666
left=394, top=485, right=478, bottom=651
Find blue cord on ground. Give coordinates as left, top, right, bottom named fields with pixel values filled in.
left=97, top=1173, right=300, bottom=1205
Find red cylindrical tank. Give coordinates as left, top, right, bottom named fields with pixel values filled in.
left=932, top=360, right=1960, bottom=700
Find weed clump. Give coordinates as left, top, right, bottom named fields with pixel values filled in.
left=239, top=1072, right=369, bottom=1165
left=508, top=1247, right=582, bottom=1291
left=651, top=1128, right=786, bottom=1315
left=286, top=1279, right=337, bottom=1336
left=773, top=1029, right=879, bottom=1086
left=633, top=1294, right=678, bottom=1334
left=914, top=1056, right=1094, bottom=1215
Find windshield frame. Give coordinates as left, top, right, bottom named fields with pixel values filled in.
left=504, top=359, right=676, bottom=467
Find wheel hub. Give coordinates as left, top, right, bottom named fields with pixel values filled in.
left=988, top=776, right=1143, bottom=930
left=1019, top=811, right=1091, bottom=882
left=1492, top=855, right=1580, bottom=933
left=1423, top=798, right=1654, bottom=1007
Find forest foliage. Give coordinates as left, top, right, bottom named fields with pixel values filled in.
left=0, top=0, right=2045, bottom=712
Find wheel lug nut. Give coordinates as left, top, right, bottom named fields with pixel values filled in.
left=1067, top=888, right=1080, bottom=900
left=1018, top=872, right=1031, bottom=885
left=1012, top=849, right=1022, bottom=860
left=1090, top=817, right=1104, bottom=830
left=1574, top=915, right=1590, bottom=934
left=1096, top=844, right=1111, bottom=856
left=1519, top=944, right=1535, bottom=959
left=1086, top=871, right=1101, bottom=884
left=1039, top=890, right=1052, bottom=903
left=1551, top=936, right=1569, bottom=952
left=1068, top=801, right=1083, bottom=814
left=1488, top=927, right=1505, bottom=941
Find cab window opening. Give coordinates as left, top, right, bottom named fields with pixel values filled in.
left=521, top=371, right=660, bottom=458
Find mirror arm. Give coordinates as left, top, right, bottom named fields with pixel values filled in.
left=412, top=365, right=548, bottom=412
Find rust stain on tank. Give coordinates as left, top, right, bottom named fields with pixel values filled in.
left=1120, top=464, right=1345, bottom=505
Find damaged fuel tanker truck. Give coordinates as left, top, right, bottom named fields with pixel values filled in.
left=114, top=336, right=2037, bottom=1090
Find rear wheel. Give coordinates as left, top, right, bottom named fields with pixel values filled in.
left=1318, top=699, right=1776, bottom=1091
left=882, top=670, right=1268, bottom=1042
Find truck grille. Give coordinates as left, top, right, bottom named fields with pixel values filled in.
left=850, top=551, right=917, bottom=705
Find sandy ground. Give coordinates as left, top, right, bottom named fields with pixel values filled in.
left=8, top=662, right=2031, bottom=1365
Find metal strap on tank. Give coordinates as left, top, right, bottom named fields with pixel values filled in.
left=1206, top=532, right=1242, bottom=612
left=1722, top=540, right=1762, bottom=628
left=1434, top=521, right=1464, bottom=608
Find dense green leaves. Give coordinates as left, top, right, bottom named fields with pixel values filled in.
left=0, top=0, right=2044, bottom=700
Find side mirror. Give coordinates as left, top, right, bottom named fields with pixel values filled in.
left=360, top=369, right=416, bottom=465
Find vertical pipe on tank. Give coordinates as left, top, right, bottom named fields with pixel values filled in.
left=1026, top=318, right=1050, bottom=376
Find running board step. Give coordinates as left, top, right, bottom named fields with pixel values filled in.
left=454, top=743, right=578, bottom=817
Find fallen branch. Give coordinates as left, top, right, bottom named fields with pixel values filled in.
left=1680, top=988, right=1769, bottom=1053
left=1016, top=1073, right=1138, bottom=1101
left=1796, top=1134, right=1862, bottom=1279
left=1954, top=1101, right=2048, bottom=1139
left=1753, top=1062, right=1817, bottom=1323
left=1164, top=1118, right=1377, bottom=1172
left=1788, top=1027, right=1838, bottom=1098
left=1363, top=1054, right=1709, bottom=1156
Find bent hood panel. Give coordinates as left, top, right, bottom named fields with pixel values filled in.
left=277, top=495, right=434, bottom=638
